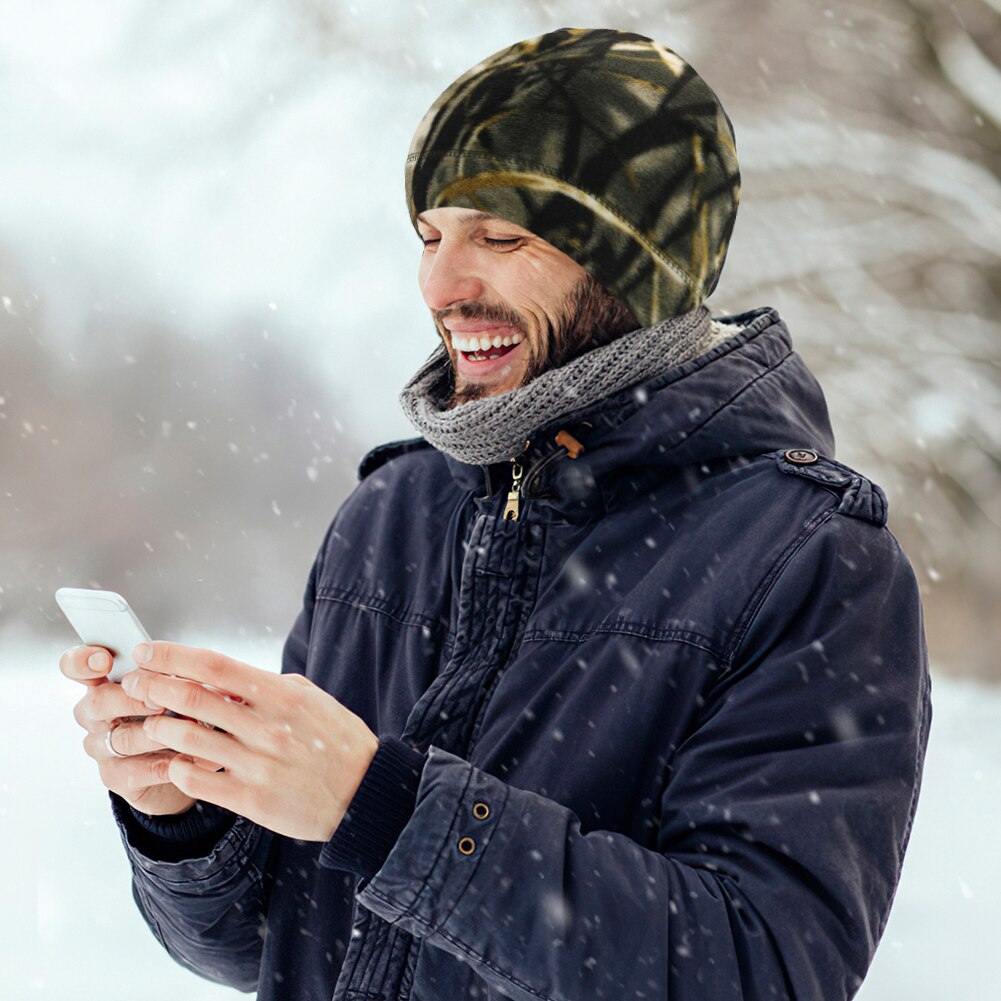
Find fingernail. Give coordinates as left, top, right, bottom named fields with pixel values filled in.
left=121, top=673, right=136, bottom=695
left=133, top=643, right=153, bottom=664
left=88, top=651, right=110, bottom=673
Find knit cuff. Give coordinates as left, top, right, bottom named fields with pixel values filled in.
left=112, top=792, right=236, bottom=862
left=320, top=735, right=427, bottom=880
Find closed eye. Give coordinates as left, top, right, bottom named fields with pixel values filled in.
left=419, top=236, right=523, bottom=249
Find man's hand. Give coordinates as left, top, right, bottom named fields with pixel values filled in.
left=121, top=642, right=380, bottom=842
left=60, top=645, right=198, bottom=817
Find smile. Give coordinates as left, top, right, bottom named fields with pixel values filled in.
left=448, top=328, right=526, bottom=377
left=449, top=330, right=524, bottom=353
left=464, top=343, right=518, bottom=362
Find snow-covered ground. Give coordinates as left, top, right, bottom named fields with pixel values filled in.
left=0, top=640, right=995, bottom=999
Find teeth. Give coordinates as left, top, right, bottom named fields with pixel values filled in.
left=451, top=331, right=523, bottom=352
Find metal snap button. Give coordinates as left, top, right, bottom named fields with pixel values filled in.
left=457, top=836, right=476, bottom=856
left=472, top=802, right=490, bottom=821
left=784, top=448, right=819, bottom=465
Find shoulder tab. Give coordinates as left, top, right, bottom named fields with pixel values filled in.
left=773, top=448, right=888, bottom=526
left=357, top=437, right=433, bottom=482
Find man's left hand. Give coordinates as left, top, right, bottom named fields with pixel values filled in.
left=121, top=642, right=379, bottom=842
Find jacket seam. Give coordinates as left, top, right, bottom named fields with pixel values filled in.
left=467, top=522, right=549, bottom=755
left=645, top=307, right=782, bottom=397
left=522, top=623, right=720, bottom=655
left=386, top=759, right=477, bottom=926
left=358, top=436, right=429, bottom=480
left=362, top=783, right=552, bottom=1000
left=722, top=505, right=839, bottom=669
left=874, top=665, right=932, bottom=944
left=659, top=351, right=795, bottom=460
left=132, top=821, right=263, bottom=886
left=577, top=314, right=788, bottom=435
left=132, top=882, right=168, bottom=949
left=361, top=902, right=559, bottom=1001
left=436, top=924, right=558, bottom=1001
left=315, top=585, right=442, bottom=632
left=423, top=779, right=513, bottom=934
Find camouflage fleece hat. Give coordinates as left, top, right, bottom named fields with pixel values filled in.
left=406, top=27, right=741, bottom=328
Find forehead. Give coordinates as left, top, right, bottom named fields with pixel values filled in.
left=416, top=207, right=522, bottom=229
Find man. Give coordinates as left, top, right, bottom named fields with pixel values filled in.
left=61, top=28, right=931, bottom=1001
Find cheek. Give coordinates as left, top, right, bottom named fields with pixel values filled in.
left=509, top=261, right=575, bottom=328
left=434, top=320, right=457, bottom=360
left=418, top=257, right=432, bottom=292
left=519, top=297, right=561, bottom=346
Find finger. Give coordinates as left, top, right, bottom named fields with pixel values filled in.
left=89, top=720, right=223, bottom=772
left=167, top=755, right=234, bottom=810
left=130, top=641, right=271, bottom=704
left=73, top=683, right=164, bottom=732
left=60, top=645, right=113, bottom=684
left=123, top=671, right=247, bottom=736
left=190, top=756, right=227, bottom=773
left=98, top=749, right=179, bottom=793
left=83, top=720, right=167, bottom=761
left=143, top=713, right=247, bottom=772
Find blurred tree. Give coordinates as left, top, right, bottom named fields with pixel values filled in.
left=0, top=254, right=361, bottom=644
left=1, top=0, right=998, bottom=676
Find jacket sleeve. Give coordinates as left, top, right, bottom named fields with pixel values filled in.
left=349, top=513, right=932, bottom=1001
left=111, top=541, right=325, bottom=991
left=111, top=800, right=273, bottom=991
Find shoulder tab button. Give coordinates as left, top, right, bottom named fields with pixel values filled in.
left=784, top=448, right=819, bottom=465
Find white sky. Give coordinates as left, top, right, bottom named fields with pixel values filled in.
left=0, top=1, right=696, bottom=444
left=1, top=0, right=997, bottom=457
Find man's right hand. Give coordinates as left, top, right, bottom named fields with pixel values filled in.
left=60, top=645, right=198, bottom=817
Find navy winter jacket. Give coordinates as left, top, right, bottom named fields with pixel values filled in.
left=112, top=307, right=931, bottom=1001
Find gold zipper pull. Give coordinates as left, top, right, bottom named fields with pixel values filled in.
left=503, top=460, right=524, bottom=520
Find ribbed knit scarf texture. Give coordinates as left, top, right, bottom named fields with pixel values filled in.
left=399, top=306, right=737, bottom=466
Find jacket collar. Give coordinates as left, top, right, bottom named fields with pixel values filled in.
left=441, top=307, right=836, bottom=519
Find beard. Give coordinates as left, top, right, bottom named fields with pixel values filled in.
left=436, top=272, right=639, bottom=409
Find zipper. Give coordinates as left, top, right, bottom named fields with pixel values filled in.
left=500, top=438, right=533, bottom=520
left=502, top=443, right=565, bottom=521
left=498, top=426, right=589, bottom=521
left=520, top=444, right=571, bottom=500
left=502, top=460, right=524, bottom=520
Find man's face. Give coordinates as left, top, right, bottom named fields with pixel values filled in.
left=416, top=207, right=637, bottom=407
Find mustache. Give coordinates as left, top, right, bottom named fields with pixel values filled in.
left=435, top=300, right=526, bottom=332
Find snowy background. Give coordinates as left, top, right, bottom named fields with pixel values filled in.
left=1, top=0, right=999, bottom=997
left=2, top=646, right=996, bottom=1000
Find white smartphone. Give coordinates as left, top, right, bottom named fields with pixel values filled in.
left=55, top=587, right=152, bottom=683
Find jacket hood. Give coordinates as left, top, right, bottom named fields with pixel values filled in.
left=441, top=307, right=836, bottom=515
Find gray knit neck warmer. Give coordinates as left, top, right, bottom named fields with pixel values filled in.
left=399, top=306, right=739, bottom=467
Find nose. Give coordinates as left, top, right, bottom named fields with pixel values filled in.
left=419, top=238, right=483, bottom=312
